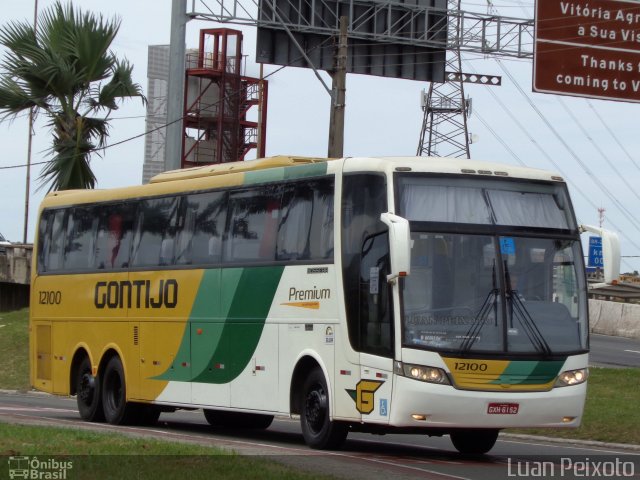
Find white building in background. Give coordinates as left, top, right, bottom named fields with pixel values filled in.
left=142, top=45, right=170, bottom=184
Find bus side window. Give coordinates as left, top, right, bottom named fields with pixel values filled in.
left=47, top=210, right=67, bottom=272
left=184, top=191, right=226, bottom=265
left=131, top=197, right=180, bottom=267
left=63, top=206, right=97, bottom=271
left=37, top=211, right=52, bottom=273
left=94, top=204, right=135, bottom=270
left=225, top=186, right=281, bottom=263
left=277, top=178, right=335, bottom=262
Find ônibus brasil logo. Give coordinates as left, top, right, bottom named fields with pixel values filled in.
left=7, top=456, right=73, bottom=479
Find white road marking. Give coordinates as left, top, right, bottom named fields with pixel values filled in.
left=623, top=350, right=640, bottom=354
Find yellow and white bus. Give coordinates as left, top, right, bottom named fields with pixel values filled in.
left=30, top=156, right=606, bottom=454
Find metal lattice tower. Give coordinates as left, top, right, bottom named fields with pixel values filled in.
left=159, top=1, right=533, bottom=170
left=416, top=0, right=470, bottom=159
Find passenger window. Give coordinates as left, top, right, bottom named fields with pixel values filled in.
left=94, top=204, right=135, bottom=270
left=225, top=185, right=281, bottom=263
left=64, top=206, right=97, bottom=270
left=176, top=191, right=226, bottom=265
left=37, top=211, right=52, bottom=273
left=278, top=178, right=334, bottom=261
left=47, top=210, right=67, bottom=272
left=131, top=197, right=180, bottom=267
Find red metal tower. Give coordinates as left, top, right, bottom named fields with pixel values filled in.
left=182, top=28, right=267, bottom=167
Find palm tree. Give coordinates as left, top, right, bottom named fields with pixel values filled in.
left=0, top=1, right=145, bottom=191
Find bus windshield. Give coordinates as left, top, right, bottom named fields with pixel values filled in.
left=396, top=176, right=587, bottom=355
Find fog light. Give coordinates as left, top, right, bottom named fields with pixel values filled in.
left=411, top=414, right=428, bottom=421
left=562, top=416, right=576, bottom=423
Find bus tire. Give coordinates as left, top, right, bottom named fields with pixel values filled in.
left=450, top=429, right=499, bottom=454
left=101, top=356, right=136, bottom=425
left=75, top=356, right=104, bottom=422
left=203, top=409, right=274, bottom=429
left=300, top=368, right=348, bottom=450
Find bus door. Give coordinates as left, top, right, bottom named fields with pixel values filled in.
left=356, top=230, right=395, bottom=424
left=341, top=172, right=394, bottom=424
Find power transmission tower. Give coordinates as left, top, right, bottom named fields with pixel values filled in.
left=169, top=0, right=531, bottom=165
left=417, top=0, right=469, bottom=158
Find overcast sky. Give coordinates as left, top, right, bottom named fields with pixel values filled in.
left=1, top=0, right=639, bottom=273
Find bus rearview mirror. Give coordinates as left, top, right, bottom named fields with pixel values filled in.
left=580, top=224, right=621, bottom=285
left=380, top=212, right=411, bottom=283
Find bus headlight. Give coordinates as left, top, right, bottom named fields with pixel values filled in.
left=554, top=368, right=589, bottom=387
left=394, top=361, right=450, bottom=385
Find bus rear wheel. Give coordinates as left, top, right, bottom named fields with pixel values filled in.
left=203, top=410, right=273, bottom=429
left=450, top=429, right=499, bottom=455
left=300, top=368, right=348, bottom=450
left=101, top=356, right=136, bottom=425
left=75, top=356, right=104, bottom=422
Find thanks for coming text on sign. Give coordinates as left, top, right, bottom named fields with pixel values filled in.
left=534, top=0, right=640, bottom=102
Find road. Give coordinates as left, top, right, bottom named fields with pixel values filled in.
left=1, top=392, right=638, bottom=480
left=589, top=334, right=640, bottom=368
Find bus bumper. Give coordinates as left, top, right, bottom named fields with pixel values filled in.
left=390, top=375, right=587, bottom=429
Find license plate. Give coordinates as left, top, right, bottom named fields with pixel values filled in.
left=487, top=402, right=519, bottom=414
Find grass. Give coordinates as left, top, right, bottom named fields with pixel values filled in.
left=0, top=309, right=30, bottom=391
left=513, top=367, right=640, bottom=444
left=1, top=308, right=639, bottom=445
left=0, top=423, right=329, bottom=480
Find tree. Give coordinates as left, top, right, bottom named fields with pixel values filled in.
left=0, top=1, right=144, bottom=191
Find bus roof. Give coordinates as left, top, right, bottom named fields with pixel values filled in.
left=343, top=156, right=565, bottom=183
left=149, top=156, right=329, bottom=183
left=39, top=156, right=565, bottom=210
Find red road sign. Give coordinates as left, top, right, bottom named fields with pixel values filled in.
left=534, top=0, right=640, bottom=102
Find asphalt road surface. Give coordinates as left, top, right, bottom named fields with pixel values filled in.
left=589, top=334, right=640, bottom=368
left=1, top=392, right=638, bottom=480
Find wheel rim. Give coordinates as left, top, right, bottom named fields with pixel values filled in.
left=78, top=372, right=95, bottom=406
left=305, top=384, right=327, bottom=434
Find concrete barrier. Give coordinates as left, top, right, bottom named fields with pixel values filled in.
left=589, top=299, right=640, bottom=339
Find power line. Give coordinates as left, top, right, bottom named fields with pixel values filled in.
left=466, top=59, right=640, bottom=254
left=496, top=59, right=640, bottom=234
left=585, top=99, right=640, bottom=173
left=557, top=97, right=640, bottom=205
left=0, top=38, right=331, bottom=172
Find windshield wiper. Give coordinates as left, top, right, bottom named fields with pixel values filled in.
left=459, top=261, right=499, bottom=353
left=504, top=262, right=552, bottom=356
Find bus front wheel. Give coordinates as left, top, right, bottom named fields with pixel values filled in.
left=300, top=368, right=348, bottom=449
left=450, top=429, right=499, bottom=454
left=101, top=356, right=136, bottom=425
left=75, top=356, right=104, bottom=422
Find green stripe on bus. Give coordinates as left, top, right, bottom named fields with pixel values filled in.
left=156, top=266, right=284, bottom=384
left=243, top=163, right=328, bottom=185
left=490, top=360, right=564, bottom=385
left=244, top=168, right=285, bottom=185
left=284, top=162, right=328, bottom=180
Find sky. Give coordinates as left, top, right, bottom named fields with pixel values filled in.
left=1, top=0, right=639, bottom=273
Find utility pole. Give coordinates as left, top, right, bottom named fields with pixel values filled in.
left=598, top=207, right=606, bottom=228
left=23, top=0, right=38, bottom=244
left=327, top=16, right=348, bottom=158
left=165, top=0, right=188, bottom=172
